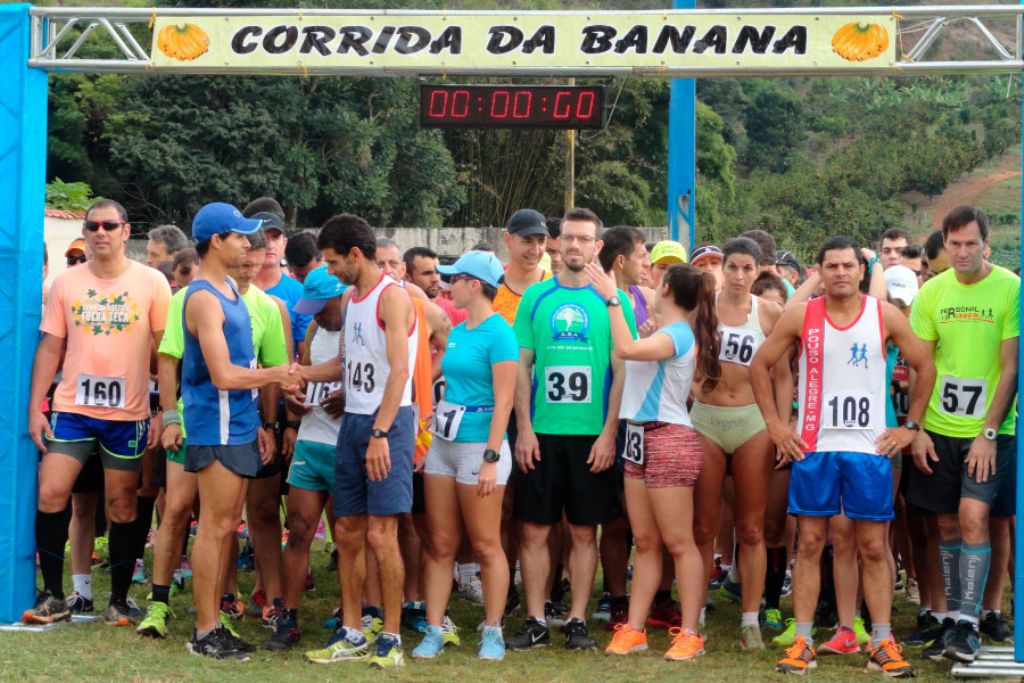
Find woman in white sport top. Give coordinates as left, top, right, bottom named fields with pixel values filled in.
left=584, top=261, right=721, bottom=662
left=689, top=237, right=792, bottom=651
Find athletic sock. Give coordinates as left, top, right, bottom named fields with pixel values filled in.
left=939, top=539, right=963, bottom=618
left=36, top=507, right=72, bottom=599
left=741, top=611, right=759, bottom=627
left=151, top=584, right=171, bottom=605
left=72, top=573, right=93, bottom=600
left=765, top=547, right=788, bottom=610
left=918, top=605, right=932, bottom=617
left=133, top=496, right=156, bottom=562
left=958, top=541, right=991, bottom=623
left=196, top=627, right=215, bottom=641
left=983, top=609, right=1001, bottom=619
left=108, top=521, right=136, bottom=605
left=872, top=623, right=892, bottom=643
left=458, top=562, right=479, bottom=585
left=535, top=616, right=548, bottom=628
left=699, top=607, right=706, bottom=628
left=795, top=621, right=814, bottom=645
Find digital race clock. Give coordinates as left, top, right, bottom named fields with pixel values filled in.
left=419, top=84, right=605, bottom=129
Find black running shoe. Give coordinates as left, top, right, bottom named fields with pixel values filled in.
left=264, top=615, right=301, bottom=651
left=66, top=592, right=94, bottom=615
left=187, top=627, right=252, bottom=660
left=22, top=590, right=70, bottom=625
left=944, top=620, right=981, bottom=662
left=223, top=628, right=257, bottom=654
left=545, top=600, right=567, bottom=629
left=506, top=617, right=550, bottom=650
left=564, top=617, right=597, bottom=651
left=923, top=617, right=957, bottom=661
left=904, top=611, right=941, bottom=646
left=980, top=611, right=1013, bottom=643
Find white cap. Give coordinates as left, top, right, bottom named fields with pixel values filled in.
left=884, top=265, right=919, bottom=306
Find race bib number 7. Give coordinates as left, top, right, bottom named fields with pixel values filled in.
left=622, top=423, right=644, bottom=465
left=822, top=391, right=874, bottom=430
left=544, top=366, right=592, bottom=404
left=75, top=374, right=126, bottom=409
left=432, top=400, right=466, bottom=441
left=940, top=376, right=987, bottom=418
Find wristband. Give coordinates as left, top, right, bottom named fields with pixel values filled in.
left=162, top=409, right=180, bottom=427
left=286, top=420, right=301, bottom=430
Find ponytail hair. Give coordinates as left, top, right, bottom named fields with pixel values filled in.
left=663, top=264, right=721, bottom=393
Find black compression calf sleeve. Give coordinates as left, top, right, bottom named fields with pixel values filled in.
left=108, top=521, right=135, bottom=605
left=36, top=506, right=72, bottom=599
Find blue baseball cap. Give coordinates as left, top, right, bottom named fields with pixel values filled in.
left=192, top=202, right=263, bottom=243
left=438, top=251, right=505, bottom=289
left=294, top=265, right=348, bottom=315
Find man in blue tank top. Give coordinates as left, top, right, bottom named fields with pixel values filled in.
left=180, top=202, right=301, bottom=660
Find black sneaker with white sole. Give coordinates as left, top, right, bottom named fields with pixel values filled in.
left=506, top=617, right=550, bottom=650
left=187, top=627, right=253, bottom=660
left=564, top=618, right=597, bottom=651
left=923, top=617, right=957, bottom=661
left=944, top=620, right=981, bottom=662
left=904, top=611, right=941, bottom=646
left=66, top=592, right=94, bottom=614
left=980, top=611, right=1013, bottom=643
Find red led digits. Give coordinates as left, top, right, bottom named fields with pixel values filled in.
left=452, top=90, right=470, bottom=118
left=553, top=91, right=571, bottom=119
left=576, top=91, right=595, bottom=119
left=512, top=90, right=532, bottom=119
left=428, top=89, right=448, bottom=118
left=491, top=90, right=510, bottom=118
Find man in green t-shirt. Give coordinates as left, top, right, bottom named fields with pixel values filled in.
left=138, top=229, right=291, bottom=639
left=907, top=205, right=1020, bottom=663
left=507, top=208, right=637, bottom=652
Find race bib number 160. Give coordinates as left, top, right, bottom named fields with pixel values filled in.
left=75, top=374, right=126, bottom=409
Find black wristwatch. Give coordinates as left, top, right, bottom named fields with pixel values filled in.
left=903, top=419, right=921, bottom=432
left=371, top=428, right=389, bottom=439
left=286, top=420, right=301, bottom=430
left=262, top=421, right=280, bottom=432
left=606, top=295, right=621, bottom=308
left=483, top=448, right=500, bottom=463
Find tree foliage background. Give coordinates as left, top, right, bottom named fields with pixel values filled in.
left=44, top=0, right=1022, bottom=261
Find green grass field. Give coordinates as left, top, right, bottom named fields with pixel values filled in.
left=0, top=538, right=981, bottom=682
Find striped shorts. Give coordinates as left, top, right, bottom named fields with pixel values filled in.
left=623, top=422, right=704, bottom=488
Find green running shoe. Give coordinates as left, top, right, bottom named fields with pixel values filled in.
left=369, top=633, right=405, bottom=669
left=361, top=613, right=383, bottom=643
left=137, top=602, right=173, bottom=638
left=441, top=615, right=461, bottom=647
left=305, top=629, right=372, bottom=664
left=220, top=611, right=241, bottom=638
left=853, top=616, right=871, bottom=646
left=773, top=618, right=797, bottom=647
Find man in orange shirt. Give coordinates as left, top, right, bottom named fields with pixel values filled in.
left=25, top=199, right=172, bottom=626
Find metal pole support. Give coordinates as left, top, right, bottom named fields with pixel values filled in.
left=666, top=0, right=696, bottom=251
left=0, top=2, right=47, bottom=624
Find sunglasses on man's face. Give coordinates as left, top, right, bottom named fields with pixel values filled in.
left=66, top=255, right=86, bottom=265
left=83, top=219, right=125, bottom=232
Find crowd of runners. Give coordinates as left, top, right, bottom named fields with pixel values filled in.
left=22, top=198, right=1019, bottom=676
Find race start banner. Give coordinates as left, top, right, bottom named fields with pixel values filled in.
left=149, top=12, right=897, bottom=75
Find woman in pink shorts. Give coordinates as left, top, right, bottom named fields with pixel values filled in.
left=584, top=261, right=720, bottom=662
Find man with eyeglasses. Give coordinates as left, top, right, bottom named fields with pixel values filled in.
left=880, top=227, right=913, bottom=270
left=25, top=199, right=172, bottom=626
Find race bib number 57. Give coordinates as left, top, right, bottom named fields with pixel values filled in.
left=75, top=374, right=126, bottom=409
left=940, top=376, right=986, bottom=418
left=544, top=366, right=592, bottom=404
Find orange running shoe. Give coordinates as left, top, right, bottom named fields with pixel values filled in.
left=604, top=623, right=648, bottom=655
left=777, top=636, right=817, bottom=674
left=663, top=628, right=705, bottom=661
left=866, top=638, right=914, bottom=678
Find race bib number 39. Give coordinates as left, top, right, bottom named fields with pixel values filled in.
left=622, top=423, right=644, bottom=465
left=719, top=327, right=758, bottom=366
left=544, top=366, right=592, bottom=404
left=75, top=374, right=126, bottom=409
left=822, top=391, right=874, bottom=430
left=940, top=376, right=987, bottom=418
left=432, top=400, right=466, bottom=441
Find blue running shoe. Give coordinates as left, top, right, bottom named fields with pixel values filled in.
left=479, top=625, right=506, bottom=661
left=402, top=601, right=429, bottom=634
left=412, top=625, right=445, bottom=659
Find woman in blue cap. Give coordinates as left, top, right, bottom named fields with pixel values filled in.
left=412, top=251, right=518, bottom=662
